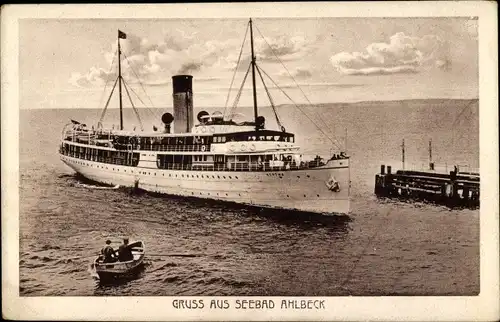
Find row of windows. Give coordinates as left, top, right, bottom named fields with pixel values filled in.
left=60, top=143, right=328, bottom=172
left=61, top=144, right=139, bottom=166
left=213, top=135, right=295, bottom=143
left=193, top=155, right=209, bottom=162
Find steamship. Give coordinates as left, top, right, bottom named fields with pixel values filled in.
left=59, top=19, right=350, bottom=214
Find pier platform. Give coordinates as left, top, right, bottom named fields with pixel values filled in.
left=374, top=165, right=479, bottom=208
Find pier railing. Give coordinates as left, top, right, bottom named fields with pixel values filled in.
left=400, top=162, right=479, bottom=176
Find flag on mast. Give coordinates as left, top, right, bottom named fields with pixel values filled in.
left=118, top=30, right=127, bottom=39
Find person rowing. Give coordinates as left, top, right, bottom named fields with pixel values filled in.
left=117, top=238, right=134, bottom=262
left=100, top=240, right=117, bottom=263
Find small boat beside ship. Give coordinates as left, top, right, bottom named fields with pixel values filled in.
left=93, top=240, right=145, bottom=280
left=59, top=18, right=350, bottom=215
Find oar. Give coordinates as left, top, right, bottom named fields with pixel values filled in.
left=147, top=254, right=200, bottom=258
left=65, top=254, right=99, bottom=261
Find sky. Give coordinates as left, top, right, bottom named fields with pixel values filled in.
left=19, top=17, right=478, bottom=110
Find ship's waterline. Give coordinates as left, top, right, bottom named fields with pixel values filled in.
left=59, top=20, right=352, bottom=215
left=61, top=155, right=350, bottom=214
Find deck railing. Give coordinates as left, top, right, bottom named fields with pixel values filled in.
left=156, top=159, right=333, bottom=172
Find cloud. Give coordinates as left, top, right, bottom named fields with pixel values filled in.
left=257, top=35, right=312, bottom=62
left=330, top=32, right=449, bottom=76
left=280, top=67, right=312, bottom=79
left=69, top=67, right=116, bottom=88
left=69, top=31, right=314, bottom=88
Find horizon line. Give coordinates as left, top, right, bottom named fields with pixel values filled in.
left=20, top=97, right=479, bottom=110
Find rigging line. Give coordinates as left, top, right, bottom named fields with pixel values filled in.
left=123, top=83, right=157, bottom=128
left=223, top=22, right=250, bottom=119
left=122, top=80, right=144, bottom=131
left=224, top=63, right=252, bottom=133
left=230, top=63, right=252, bottom=115
left=122, top=51, right=159, bottom=120
left=124, top=79, right=157, bottom=123
left=227, top=63, right=251, bottom=119
left=122, top=79, right=145, bottom=131
left=258, top=66, right=342, bottom=149
left=451, top=99, right=476, bottom=128
left=95, top=47, right=118, bottom=123
left=254, top=24, right=340, bottom=143
left=98, top=77, right=119, bottom=125
left=255, top=64, right=283, bottom=130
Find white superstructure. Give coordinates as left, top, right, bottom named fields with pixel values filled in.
left=59, top=19, right=351, bottom=215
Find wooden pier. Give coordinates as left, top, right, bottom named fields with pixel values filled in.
left=374, top=164, right=479, bottom=208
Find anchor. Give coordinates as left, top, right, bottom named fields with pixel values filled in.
left=326, top=175, right=340, bottom=192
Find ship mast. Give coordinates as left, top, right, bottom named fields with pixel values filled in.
left=249, top=18, right=259, bottom=130
left=118, top=30, right=125, bottom=131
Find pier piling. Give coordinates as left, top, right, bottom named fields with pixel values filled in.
left=374, top=164, right=479, bottom=208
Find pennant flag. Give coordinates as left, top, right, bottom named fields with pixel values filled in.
left=70, top=119, right=81, bottom=125
left=118, top=30, right=127, bottom=39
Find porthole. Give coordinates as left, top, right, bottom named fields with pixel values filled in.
left=297, top=176, right=300, bottom=178
left=229, top=176, right=232, bottom=179
left=307, top=175, right=310, bottom=178
left=287, top=195, right=289, bottom=197
left=217, top=176, right=220, bottom=179
left=235, top=176, right=239, bottom=179
left=304, top=194, right=306, bottom=197
left=223, top=176, right=226, bottom=179
left=317, top=194, right=320, bottom=197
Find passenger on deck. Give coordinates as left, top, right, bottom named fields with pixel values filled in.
left=117, top=238, right=134, bottom=262
left=101, top=240, right=117, bottom=263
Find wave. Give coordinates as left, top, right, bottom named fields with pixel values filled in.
left=29, top=255, right=55, bottom=262
left=75, top=182, right=120, bottom=190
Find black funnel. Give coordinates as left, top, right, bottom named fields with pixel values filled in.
left=172, top=75, right=193, bottom=94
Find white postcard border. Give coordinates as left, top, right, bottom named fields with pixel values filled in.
left=2, top=2, right=498, bottom=321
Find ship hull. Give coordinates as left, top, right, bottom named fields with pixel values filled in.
left=60, top=154, right=350, bottom=215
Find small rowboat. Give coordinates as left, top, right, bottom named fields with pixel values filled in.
left=93, top=241, right=145, bottom=280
